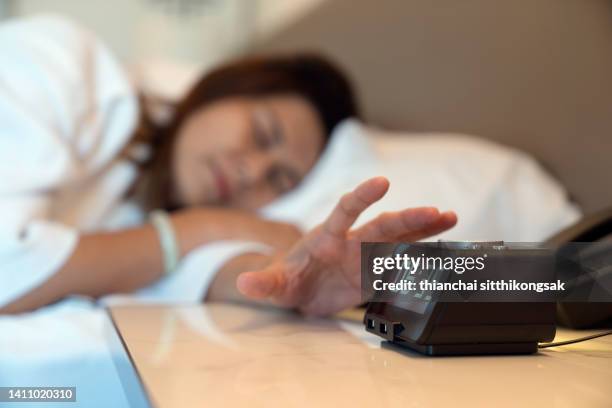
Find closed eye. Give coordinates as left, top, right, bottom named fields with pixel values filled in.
left=251, top=107, right=282, bottom=150
left=267, top=165, right=300, bottom=194
left=252, top=116, right=273, bottom=149
left=253, top=125, right=272, bottom=149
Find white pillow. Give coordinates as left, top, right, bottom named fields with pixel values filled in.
left=260, top=119, right=581, bottom=241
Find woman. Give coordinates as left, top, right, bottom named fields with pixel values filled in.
left=0, top=16, right=456, bottom=314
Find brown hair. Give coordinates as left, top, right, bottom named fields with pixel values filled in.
left=133, top=52, right=360, bottom=211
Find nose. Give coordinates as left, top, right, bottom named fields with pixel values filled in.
left=236, top=151, right=274, bottom=188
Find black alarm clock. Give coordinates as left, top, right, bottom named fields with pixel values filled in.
left=363, top=241, right=557, bottom=356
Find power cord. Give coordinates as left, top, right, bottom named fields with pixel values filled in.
left=538, top=330, right=612, bottom=348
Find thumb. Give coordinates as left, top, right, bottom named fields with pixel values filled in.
left=236, top=265, right=285, bottom=299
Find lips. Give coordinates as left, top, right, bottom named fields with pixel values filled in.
left=209, top=160, right=232, bottom=202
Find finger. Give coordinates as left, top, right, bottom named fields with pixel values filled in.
left=358, top=207, right=440, bottom=240
left=355, top=208, right=457, bottom=241
left=396, top=211, right=458, bottom=241
left=323, top=177, right=390, bottom=238
left=236, top=266, right=285, bottom=299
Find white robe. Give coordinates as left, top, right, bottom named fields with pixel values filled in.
left=0, top=15, right=139, bottom=307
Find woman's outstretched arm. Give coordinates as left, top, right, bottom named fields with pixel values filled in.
left=2, top=178, right=456, bottom=315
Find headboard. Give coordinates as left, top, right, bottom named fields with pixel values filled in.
left=253, top=0, right=612, bottom=214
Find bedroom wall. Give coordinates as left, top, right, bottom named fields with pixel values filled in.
left=2, top=0, right=326, bottom=63
left=254, top=0, right=612, bottom=213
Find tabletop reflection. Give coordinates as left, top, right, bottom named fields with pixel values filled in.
left=0, top=298, right=150, bottom=408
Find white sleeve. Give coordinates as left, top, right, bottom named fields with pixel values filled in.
left=101, top=241, right=273, bottom=305
left=0, top=16, right=138, bottom=307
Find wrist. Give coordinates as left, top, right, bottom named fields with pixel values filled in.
left=169, top=209, right=206, bottom=257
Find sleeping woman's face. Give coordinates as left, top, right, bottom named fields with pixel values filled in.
left=170, top=94, right=325, bottom=210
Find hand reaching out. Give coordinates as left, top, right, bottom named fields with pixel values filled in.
left=236, top=177, right=457, bottom=316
